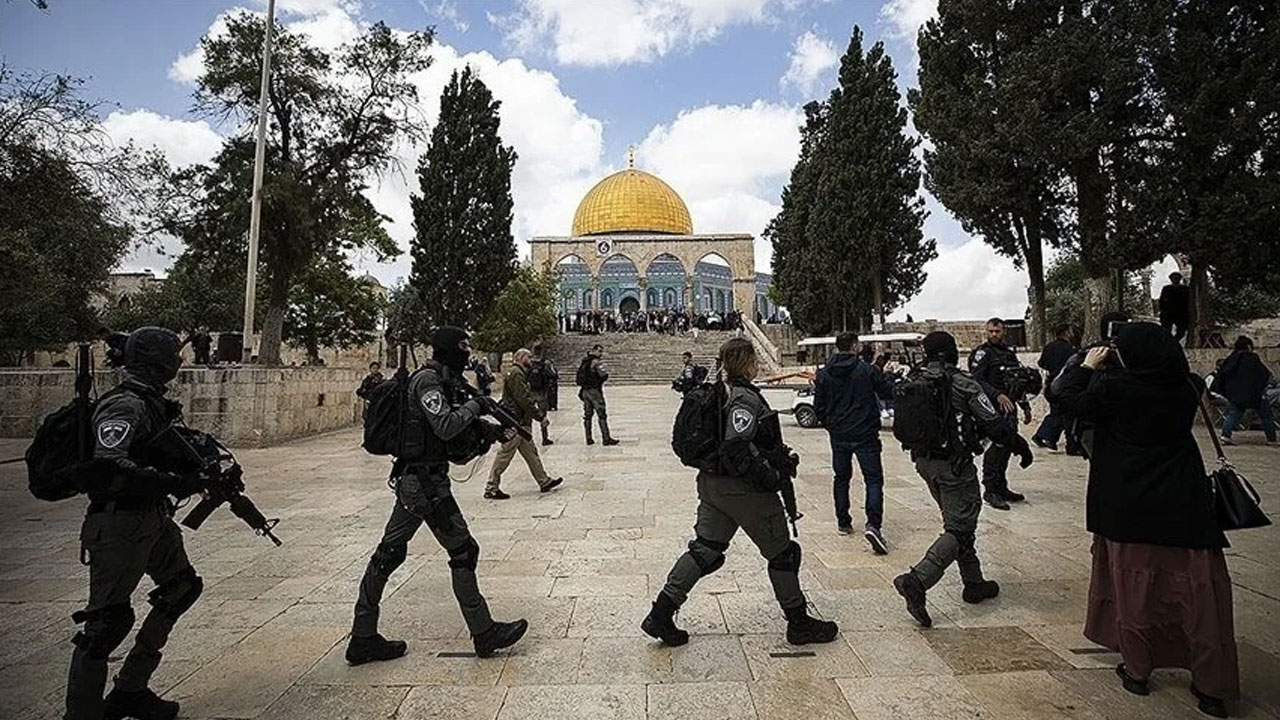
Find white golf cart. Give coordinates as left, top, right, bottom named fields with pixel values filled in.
left=789, top=332, right=924, bottom=429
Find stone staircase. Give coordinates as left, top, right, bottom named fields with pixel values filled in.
left=545, top=331, right=736, bottom=385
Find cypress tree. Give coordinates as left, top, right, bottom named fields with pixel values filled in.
left=410, top=66, right=518, bottom=335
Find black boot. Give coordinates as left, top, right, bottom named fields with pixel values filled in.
left=783, top=604, right=838, bottom=645
left=1191, top=686, right=1227, bottom=718
left=103, top=687, right=179, bottom=720
left=962, top=580, right=1000, bottom=604
left=640, top=593, right=689, bottom=646
left=893, top=572, right=933, bottom=627
left=474, top=619, right=528, bottom=658
left=345, top=633, right=407, bottom=665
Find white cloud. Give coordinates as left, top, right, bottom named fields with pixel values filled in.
left=891, top=237, right=1028, bottom=322
left=100, top=110, right=223, bottom=168
left=639, top=100, right=802, bottom=271
left=878, top=0, right=937, bottom=42
left=422, top=0, right=470, bottom=33
left=494, top=0, right=792, bottom=66
left=780, top=30, right=837, bottom=94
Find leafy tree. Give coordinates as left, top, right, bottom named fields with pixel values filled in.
left=0, top=66, right=170, bottom=364
left=410, top=66, right=518, bottom=332
left=284, top=257, right=384, bottom=364
left=769, top=29, right=934, bottom=334
left=912, top=1, right=1069, bottom=347
left=1143, top=1, right=1280, bottom=343
left=1042, top=252, right=1148, bottom=336
left=172, top=14, right=432, bottom=363
left=472, top=267, right=559, bottom=353
left=0, top=145, right=129, bottom=364
left=100, top=253, right=246, bottom=338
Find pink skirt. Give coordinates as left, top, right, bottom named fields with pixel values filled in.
left=1085, top=535, right=1239, bottom=700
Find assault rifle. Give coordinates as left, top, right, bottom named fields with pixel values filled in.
left=148, top=425, right=282, bottom=546
left=769, top=446, right=804, bottom=537
left=457, top=380, right=533, bottom=442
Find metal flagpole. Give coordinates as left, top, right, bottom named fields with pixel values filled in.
left=242, top=0, right=276, bottom=363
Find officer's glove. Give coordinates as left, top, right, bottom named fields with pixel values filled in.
left=478, top=419, right=507, bottom=445
left=1013, top=435, right=1034, bottom=469
left=170, top=472, right=205, bottom=499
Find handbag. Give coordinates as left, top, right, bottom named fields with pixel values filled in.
left=1195, top=385, right=1272, bottom=531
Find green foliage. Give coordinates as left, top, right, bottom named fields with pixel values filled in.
left=410, top=66, right=518, bottom=332
left=163, top=15, right=432, bottom=363
left=472, top=267, right=559, bottom=354
left=768, top=28, right=934, bottom=334
left=1043, top=252, right=1149, bottom=335
left=0, top=145, right=130, bottom=364
left=284, top=257, right=385, bottom=362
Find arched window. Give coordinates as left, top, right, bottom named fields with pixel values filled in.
left=601, top=288, right=615, bottom=308
left=647, top=287, right=659, bottom=308
left=663, top=288, right=676, bottom=307
left=582, top=290, right=592, bottom=309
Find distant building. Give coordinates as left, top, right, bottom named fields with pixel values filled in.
left=93, top=269, right=162, bottom=311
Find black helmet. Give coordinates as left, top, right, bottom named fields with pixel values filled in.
left=922, top=331, right=959, bottom=366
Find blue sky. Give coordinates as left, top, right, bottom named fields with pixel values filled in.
left=2, top=0, right=1050, bottom=320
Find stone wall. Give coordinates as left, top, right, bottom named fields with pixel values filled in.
left=0, top=367, right=365, bottom=447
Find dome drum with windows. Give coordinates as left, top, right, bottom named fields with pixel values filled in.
left=529, top=152, right=778, bottom=321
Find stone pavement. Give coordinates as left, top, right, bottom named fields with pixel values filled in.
left=1, top=385, right=1278, bottom=720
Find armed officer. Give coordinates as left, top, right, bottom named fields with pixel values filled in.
left=642, top=338, right=837, bottom=647
left=66, top=327, right=204, bottom=720
left=893, top=331, right=1034, bottom=627
left=576, top=344, right=618, bottom=445
left=968, top=318, right=1032, bottom=510
left=347, top=326, right=528, bottom=665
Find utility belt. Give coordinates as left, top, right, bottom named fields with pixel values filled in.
left=86, top=496, right=169, bottom=515
left=393, top=459, right=450, bottom=477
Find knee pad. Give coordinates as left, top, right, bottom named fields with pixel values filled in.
left=372, top=542, right=408, bottom=576
left=767, top=541, right=802, bottom=573
left=688, top=536, right=728, bottom=575
left=148, top=566, right=204, bottom=619
left=446, top=537, right=481, bottom=571
left=71, top=603, right=134, bottom=659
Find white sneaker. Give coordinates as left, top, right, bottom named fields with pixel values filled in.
left=1219, top=435, right=1236, bottom=446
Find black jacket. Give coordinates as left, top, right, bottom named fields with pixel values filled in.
left=1056, top=324, right=1226, bottom=549
left=1212, top=350, right=1273, bottom=410
left=1038, top=339, right=1075, bottom=379
left=813, top=353, right=891, bottom=444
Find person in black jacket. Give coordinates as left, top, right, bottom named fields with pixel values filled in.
left=1212, top=335, right=1277, bottom=446
left=814, top=332, right=893, bottom=552
left=1056, top=322, right=1237, bottom=716
left=65, top=328, right=204, bottom=720
left=1031, top=325, right=1077, bottom=451
left=1158, top=272, right=1191, bottom=343
left=968, top=318, right=1032, bottom=510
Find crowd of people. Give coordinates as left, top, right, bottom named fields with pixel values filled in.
left=559, top=307, right=746, bottom=335
left=48, top=302, right=1274, bottom=720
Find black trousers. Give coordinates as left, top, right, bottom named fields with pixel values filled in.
left=66, top=505, right=196, bottom=720
left=352, top=468, right=493, bottom=638
left=981, top=414, right=1018, bottom=494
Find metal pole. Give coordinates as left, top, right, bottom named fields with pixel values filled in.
left=242, top=0, right=276, bottom=363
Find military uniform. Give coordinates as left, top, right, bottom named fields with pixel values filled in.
left=66, top=329, right=202, bottom=720
left=646, top=378, right=835, bottom=646
left=968, top=340, right=1030, bottom=499
left=527, top=356, right=556, bottom=444
left=352, top=361, right=500, bottom=642
left=486, top=364, right=557, bottom=495
left=894, top=342, right=1032, bottom=627
left=576, top=354, right=615, bottom=444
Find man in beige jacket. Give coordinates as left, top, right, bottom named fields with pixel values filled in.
left=485, top=348, right=565, bottom=499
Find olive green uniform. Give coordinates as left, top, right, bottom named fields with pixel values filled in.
left=487, top=364, right=552, bottom=492
left=660, top=381, right=805, bottom=611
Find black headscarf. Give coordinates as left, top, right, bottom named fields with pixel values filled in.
left=1113, top=321, right=1189, bottom=385
left=1099, top=310, right=1130, bottom=341
left=123, top=327, right=181, bottom=388
left=432, top=326, right=471, bottom=374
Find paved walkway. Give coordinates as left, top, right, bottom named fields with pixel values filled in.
left=2, top=386, right=1278, bottom=719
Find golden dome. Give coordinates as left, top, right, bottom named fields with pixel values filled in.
left=571, top=167, right=693, bottom=236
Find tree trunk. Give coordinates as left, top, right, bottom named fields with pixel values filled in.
left=1188, top=262, right=1211, bottom=348
left=257, top=280, right=289, bottom=365
left=1082, top=273, right=1114, bottom=345
left=1025, top=229, right=1046, bottom=349
left=872, top=267, right=885, bottom=328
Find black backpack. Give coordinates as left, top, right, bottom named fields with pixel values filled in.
left=892, top=368, right=951, bottom=454
left=671, top=380, right=726, bottom=472
left=362, top=368, right=419, bottom=457
left=575, top=357, right=593, bottom=388
left=26, top=345, right=120, bottom=502
left=527, top=359, right=548, bottom=392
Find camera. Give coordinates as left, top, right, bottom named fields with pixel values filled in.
left=997, top=365, right=1043, bottom=401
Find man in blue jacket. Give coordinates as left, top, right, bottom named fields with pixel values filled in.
left=814, top=331, right=894, bottom=553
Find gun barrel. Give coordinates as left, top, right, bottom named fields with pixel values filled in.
left=228, top=494, right=282, bottom=546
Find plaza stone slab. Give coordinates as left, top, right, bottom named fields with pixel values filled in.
left=3, top=387, right=1279, bottom=720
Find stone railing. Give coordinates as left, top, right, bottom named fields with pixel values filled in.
left=0, top=366, right=366, bottom=447
left=741, top=317, right=783, bottom=374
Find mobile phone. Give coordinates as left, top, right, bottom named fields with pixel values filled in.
left=1105, top=320, right=1132, bottom=341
